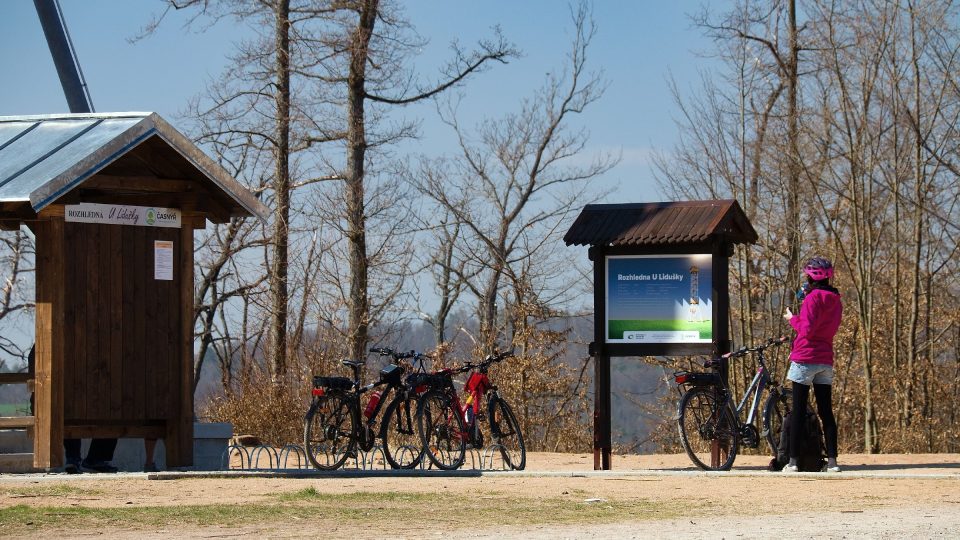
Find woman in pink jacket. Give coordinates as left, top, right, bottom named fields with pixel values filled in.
left=782, top=256, right=842, bottom=472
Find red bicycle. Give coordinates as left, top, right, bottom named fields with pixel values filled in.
left=416, top=350, right=526, bottom=470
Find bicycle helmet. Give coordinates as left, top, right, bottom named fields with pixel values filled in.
left=803, top=256, right=834, bottom=281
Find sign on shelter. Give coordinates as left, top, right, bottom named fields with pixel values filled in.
left=65, top=203, right=182, bottom=228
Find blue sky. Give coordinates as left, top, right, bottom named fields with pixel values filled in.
left=0, top=0, right=721, bottom=200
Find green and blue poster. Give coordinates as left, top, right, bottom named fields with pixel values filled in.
left=605, top=254, right=713, bottom=343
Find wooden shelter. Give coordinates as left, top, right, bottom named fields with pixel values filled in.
left=564, top=199, right=757, bottom=470
left=0, top=112, right=268, bottom=469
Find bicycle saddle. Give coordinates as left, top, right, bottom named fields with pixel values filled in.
left=340, top=359, right=364, bottom=369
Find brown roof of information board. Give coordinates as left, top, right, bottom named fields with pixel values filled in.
left=563, top=199, right=757, bottom=247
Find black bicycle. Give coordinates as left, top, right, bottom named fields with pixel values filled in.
left=674, top=336, right=790, bottom=470
left=304, top=348, right=426, bottom=470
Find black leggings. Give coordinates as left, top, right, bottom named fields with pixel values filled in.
left=789, top=381, right=838, bottom=459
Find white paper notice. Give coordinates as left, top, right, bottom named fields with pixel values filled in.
left=154, top=240, right=174, bottom=280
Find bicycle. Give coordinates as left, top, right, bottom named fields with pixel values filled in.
left=457, top=350, right=526, bottom=470
left=304, top=348, right=426, bottom=470
left=415, top=350, right=526, bottom=471
left=674, top=336, right=790, bottom=471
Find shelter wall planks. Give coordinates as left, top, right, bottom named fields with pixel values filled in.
left=109, top=224, right=123, bottom=418
left=60, top=222, right=184, bottom=425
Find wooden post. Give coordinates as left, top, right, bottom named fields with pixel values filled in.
left=166, top=223, right=195, bottom=467
left=712, top=242, right=733, bottom=377
left=590, top=246, right=612, bottom=470
left=33, top=218, right=65, bottom=469
left=711, top=242, right=733, bottom=469
left=594, top=355, right=611, bottom=470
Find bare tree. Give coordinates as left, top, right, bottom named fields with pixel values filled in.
left=404, top=3, right=615, bottom=452
left=0, top=230, right=35, bottom=363
left=145, top=1, right=515, bottom=405
left=656, top=0, right=960, bottom=454
left=416, top=2, right=616, bottom=351
left=336, top=0, right=516, bottom=361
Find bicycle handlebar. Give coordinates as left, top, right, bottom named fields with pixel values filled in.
left=704, top=336, right=788, bottom=368
left=369, top=347, right=422, bottom=361
left=475, top=349, right=514, bottom=368
left=720, top=336, right=789, bottom=359
left=450, top=349, right=515, bottom=374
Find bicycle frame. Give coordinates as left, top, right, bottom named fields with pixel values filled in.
left=730, top=352, right=774, bottom=427
left=310, top=350, right=410, bottom=452
left=425, top=368, right=476, bottom=444
left=355, top=381, right=393, bottom=451
left=461, top=369, right=493, bottom=446
left=423, top=352, right=508, bottom=447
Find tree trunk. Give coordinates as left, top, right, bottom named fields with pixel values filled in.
left=345, top=0, right=378, bottom=362
left=785, top=0, right=802, bottom=286
left=479, top=267, right=502, bottom=352
left=268, top=0, right=292, bottom=382
left=904, top=3, right=925, bottom=428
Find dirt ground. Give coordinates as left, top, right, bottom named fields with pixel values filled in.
left=1, top=452, right=958, bottom=539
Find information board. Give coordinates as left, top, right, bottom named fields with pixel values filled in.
left=605, top=254, right=713, bottom=344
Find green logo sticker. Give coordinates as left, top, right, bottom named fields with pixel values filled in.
left=146, top=208, right=156, bottom=225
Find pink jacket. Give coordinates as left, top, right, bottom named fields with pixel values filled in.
left=789, top=287, right=842, bottom=365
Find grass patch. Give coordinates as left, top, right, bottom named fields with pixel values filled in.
left=278, top=487, right=319, bottom=501
left=0, top=504, right=272, bottom=529
left=1, top=484, right=103, bottom=498
left=0, top=490, right=695, bottom=534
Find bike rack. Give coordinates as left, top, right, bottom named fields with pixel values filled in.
left=392, top=444, right=421, bottom=469
left=361, top=445, right=388, bottom=470
left=278, top=444, right=309, bottom=469
left=221, top=443, right=251, bottom=470
left=250, top=445, right=279, bottom=470
left=340, top=448, right=360, bottom=470
left=221, top=442, right=519, bottom=472
left=482, top=444, right=509, bottom=470
left=466, top=447, right=482, bottom=470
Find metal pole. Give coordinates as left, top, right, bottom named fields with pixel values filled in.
left=33, top=0, right=92, bottom=113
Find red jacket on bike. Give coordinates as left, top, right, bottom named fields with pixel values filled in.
left=789, top=286, right=842, bottom=365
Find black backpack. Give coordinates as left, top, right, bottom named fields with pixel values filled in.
left=769, top=406, right=826, bottom=472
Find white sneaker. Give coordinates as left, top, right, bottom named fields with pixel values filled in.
left=824, top=465, right=841, bottom=473
left=781, top=464, right=799, bottom=473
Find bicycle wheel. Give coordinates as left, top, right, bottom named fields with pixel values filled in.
left=381, top=394, right=423, bottom=469
left=677, top=386, right=739, bottom=471
left=762, top=387, right=791, bottom=455
left=304, top=390, right=355, bottom=470
left=416, top=390, right=466, bottom=470
left=489, top=396, right=526, bottom=470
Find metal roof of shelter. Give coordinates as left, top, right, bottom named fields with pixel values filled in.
left=563, top=199, right=758, bottom=247
left=0, top=112, right=268, bottom=221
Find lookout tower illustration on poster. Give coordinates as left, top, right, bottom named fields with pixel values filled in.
left=564, top=200, right=757, bottom=470
left=688, top=265, right=702, bottom=323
